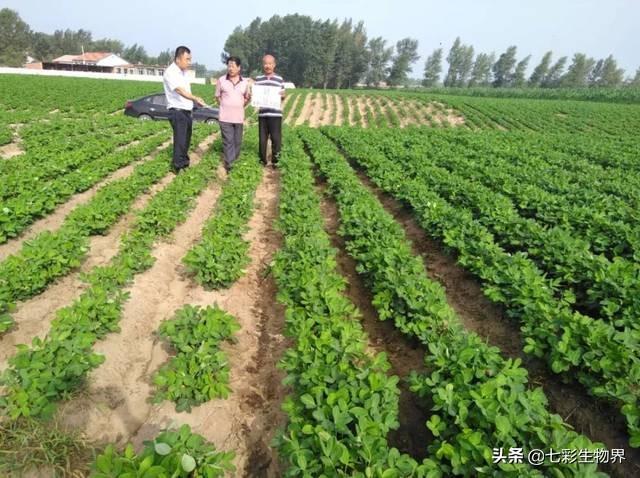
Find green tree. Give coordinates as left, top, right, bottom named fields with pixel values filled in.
left=365, top=36, right=393, bottom=86
left=319, top=19, right=339, bottom=88
left=153, top=49, right=172, bottom=66
left=541, top=56, right=567, bottom=87
left=0, top=8, right=32, bottom=66
left=123, top=43, right=148, bottom=64
left=30, top=31, right=53, bottom=61
left=588, top=58, right=604, bottom=86
left=444, top=37, right=475, bottom=87
left=49, top=28, right=93, bottom=58
left=444, top=37, right=462, bottom=86
left=513, top=55, right=531, bottom=87
left=388, top=37, right=419, bottom=86
left=345, top=20, right=369, bottom=88
left=561, top=53, right=595, bottom=87
left=302, top=19, right=337, bottom=87
left=492, top=46, right=517, bottom=87
left=221, top=14, right=369, bottom=88
left=91, top=38, right=124, bottom=54
left=422, top=48, right=443, bottom=87
left=329, top=20, right=368, bottom=88
left=596, top=55, right=624, bottom=86
left=458, top=44, right=474, bottom=87
left=222, top=24, right=254, bottom=72
left=468, top=52, right=494, bottom=87
left=528, top=51, right=552, bottom=87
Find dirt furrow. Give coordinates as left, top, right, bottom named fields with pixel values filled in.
left=317, top=182, right=431, bottom=461
left=349, top=164, right=640, bottom=478
left=321, top=93, right=334, bottom=126
left=0, top=135, right=216, bottom=368
left=387, top=99, right=409, bottom=127
left=308, top=93, right=324, bottom=127
left=347, top=96, right=358, bottom=126
left=356, top=96, right=368, bottom=127
left=284, top=94, right=300, bottom=125
left=334, top=94, right=344, bottom=126
left=58, top=167, right=288, bottom=477
left=0, top=138, right=172, bottom=261
left=294, top=93, right=314, bottom=126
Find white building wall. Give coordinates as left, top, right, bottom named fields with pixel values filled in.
left=96, top=54, right=130, bottom=67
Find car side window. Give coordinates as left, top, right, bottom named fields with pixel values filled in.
left=152, top=95, right=167, bottom=106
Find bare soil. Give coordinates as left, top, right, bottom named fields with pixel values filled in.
left=0, top=143, right=23, bottom=159
left=0, top=136, right=215, bottom=369
left=356, top=96, right=368, bottom=127
left=334, top=95, right=344, bottom=126
left=284, top=94, right=301, bottom=125
left=294, top=94, right=314, bottom=126
left=0, top=138, right=173, bottom=261
left=308, top=93, right=324, bottom=127
left=321, top=94, right=334, bottom=126
left=346, top=96, right=357, bottom=126
left=57, top=167, right=289, bottom=477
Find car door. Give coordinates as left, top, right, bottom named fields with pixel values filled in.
left=150, top=94, right=170, bottom=119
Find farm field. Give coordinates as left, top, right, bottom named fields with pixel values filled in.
left=0, top=74, right=639, bottom=477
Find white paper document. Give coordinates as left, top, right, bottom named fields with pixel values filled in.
left=250, top=84, right=282, bottom=109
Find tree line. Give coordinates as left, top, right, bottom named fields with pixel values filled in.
left=424, top=37, right=640, bottom=88
left=222, top=14, right=419, bottom=88
left=3, top=7, right=638, bottom=89
left=0, top=8, right=207, bottom=75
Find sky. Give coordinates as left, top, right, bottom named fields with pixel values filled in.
left=5, top=0, right=639, bottom=78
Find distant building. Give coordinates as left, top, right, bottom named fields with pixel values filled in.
left=45, top=52, right=129, bottom=72
left=18, top=51, right=200, bottom=83
left=355, top=81, right=388, bottom=88
left=31, top=52, right=193, bottom=79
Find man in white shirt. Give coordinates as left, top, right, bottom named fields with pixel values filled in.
left=163, top=46, right=205, bottom=173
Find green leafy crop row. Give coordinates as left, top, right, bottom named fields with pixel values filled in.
left=301, top=126, right=607, bottom=475
left=183, top=132, right=262, bottom=289
left=322, top=126, right=640, bottom=449
left=91, top=424, right=235, bottom=477
left=0, top=127, right=218, bottom=420
left=153, top=305, right=239, bottom=412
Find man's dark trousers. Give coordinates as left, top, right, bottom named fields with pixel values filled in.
left=258, top=116, right=282, bottom=165
left=169, top=108, right=192, bottom=170
left=219, top=121, right=244, bottom=171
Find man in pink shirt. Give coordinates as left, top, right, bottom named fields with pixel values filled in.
left=215, top=56, right=250, bottom=172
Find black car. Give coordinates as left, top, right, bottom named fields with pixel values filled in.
left=124, top=94, right=219, bottom=123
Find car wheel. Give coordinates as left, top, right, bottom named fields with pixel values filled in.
left=138, top=114, right=152, bottom=121
left=205, top=118, right=217, bottom=125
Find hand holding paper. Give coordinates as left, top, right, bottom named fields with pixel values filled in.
left=251, top=85, right=283, bottom=109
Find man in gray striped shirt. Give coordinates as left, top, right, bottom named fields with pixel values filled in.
left=254, top=54, right=285, bottom=167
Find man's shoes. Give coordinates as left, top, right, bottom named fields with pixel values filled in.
left=171, top=165, right=188, bottom=175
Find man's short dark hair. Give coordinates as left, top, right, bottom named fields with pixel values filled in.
left=175, top=46, right=191, bottom=60
left=226, top=56, right=242, bottom=66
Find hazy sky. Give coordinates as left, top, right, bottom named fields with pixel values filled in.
left=5, top=0, right=639, bottom=77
